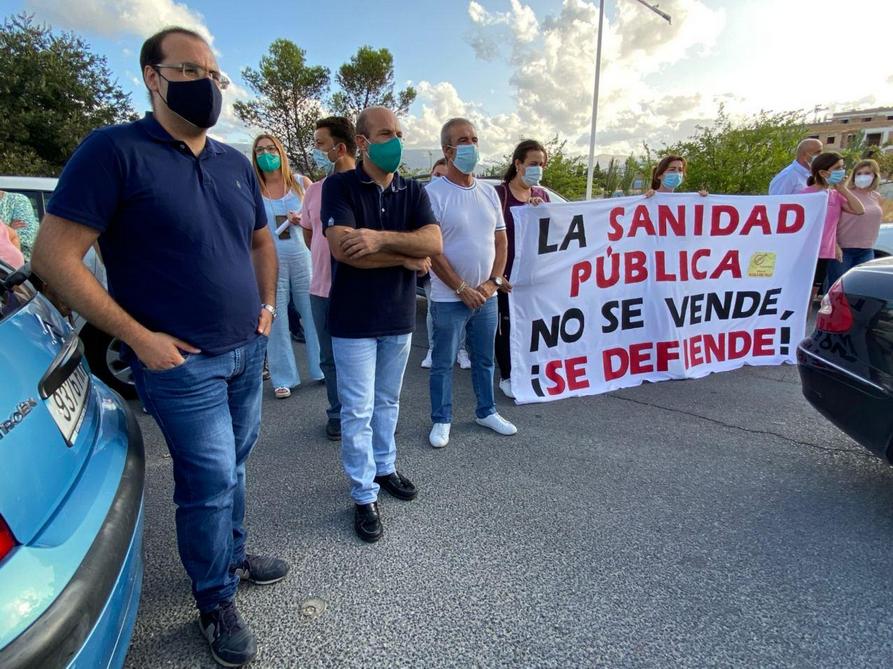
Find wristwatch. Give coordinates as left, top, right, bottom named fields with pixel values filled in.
left=489, top=276, right=505, bottom=288
left=261, top=303, right=277, bottom=319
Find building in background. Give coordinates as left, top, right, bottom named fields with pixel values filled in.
left=806, top=107, right=893, bottom=153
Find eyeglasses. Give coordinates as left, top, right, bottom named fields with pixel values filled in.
left=254, top=146, right=278, bottom=155
left=153, top=63, right=230, bottom=90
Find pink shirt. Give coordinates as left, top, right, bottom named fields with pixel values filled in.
left=299, top=179, right=331, bottom=298
left=0, top=225, right=24, bottom=269
left=838, top=189, right=883, bottom=249
left=801, top=185, right=845, bottom=259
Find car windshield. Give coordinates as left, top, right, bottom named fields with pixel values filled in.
left=0, top=262, right=36, bottom=322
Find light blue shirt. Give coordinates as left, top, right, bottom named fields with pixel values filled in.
left=768, top=160, right=811, bottom=196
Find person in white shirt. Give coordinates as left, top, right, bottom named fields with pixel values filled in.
left=425, top=118, right=517, bottom=449
left=421, top=158, right=471, bottom=371
left=768, top=138, right=823, bottom=195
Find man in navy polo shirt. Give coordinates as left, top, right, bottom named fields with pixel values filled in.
left=322, top=106, right=442, bottom=543
left=32, top=27, right=284, bottom=668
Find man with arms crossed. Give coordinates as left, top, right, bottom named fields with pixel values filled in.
left=322, top=106, right=442, bottom=542
left=32, top=27, right=286, bottom=668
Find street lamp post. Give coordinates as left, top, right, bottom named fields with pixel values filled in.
left=585, top=0, right=672, bottom=200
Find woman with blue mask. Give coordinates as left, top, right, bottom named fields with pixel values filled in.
left=800, top=151, right=864, bottom=297
left=493, top=139, right=550, bottom=398
left=644, top=155, right=709, bottom=197
left=252, top=133, right=323, bottom=399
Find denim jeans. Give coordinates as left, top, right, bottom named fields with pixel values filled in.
left=826, top=248, right=875, bottom=288
left=332, top=335, right=411, bottom=504
left=430, top=298, right=498, bottom=424
left=130, top=335, right=266, bottom=613
left=422, top=276, right=465, bottom=352
left=310, top=294, right=340, bottom=420
left=268, top=250, right=322, bottom=388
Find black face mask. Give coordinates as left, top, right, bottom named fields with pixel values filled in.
left=157, top=74, right=222, bottom=129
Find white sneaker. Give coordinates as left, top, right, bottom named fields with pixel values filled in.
left=498, top=378, right=515, bottom=399
left=421, top=350, right=433, bottom=368
left=475, top=413, right=517, bottom=436
left=456, top=349, right=471, bottom=369
left=429, top=422, right=451, bottom=448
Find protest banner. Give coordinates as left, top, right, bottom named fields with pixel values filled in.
left=507, top=192, right=827, bottom=404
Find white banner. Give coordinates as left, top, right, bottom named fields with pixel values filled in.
left=508, top=192, right=827, bottom=404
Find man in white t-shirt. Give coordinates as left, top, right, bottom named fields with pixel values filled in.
left=425, top=118, right=517, bottom=448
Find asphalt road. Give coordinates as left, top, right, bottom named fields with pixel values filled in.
left=125, top=305, right=893, bottom=668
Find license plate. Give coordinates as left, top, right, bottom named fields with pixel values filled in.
left=46, top=364, right=91, bottom=446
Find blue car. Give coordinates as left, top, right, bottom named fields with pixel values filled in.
left=0, top=261, right=144, bottom=668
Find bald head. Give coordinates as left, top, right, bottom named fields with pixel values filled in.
left=356, top=106, right=398, bottom=139
left=796, top=138, right=823, bottom=168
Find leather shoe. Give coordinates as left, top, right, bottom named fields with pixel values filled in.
left=374, top=471, right=418, bottom=501
left=354, top=502, right=382, bottom=543
left=325, top=418, right=341, bottom=441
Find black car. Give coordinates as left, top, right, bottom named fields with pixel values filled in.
left=797, top=257, right=893, bottom=461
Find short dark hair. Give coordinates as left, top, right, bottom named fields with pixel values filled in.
left=316, top=116, right=357, bottom=156
left=139, top=27, right=208, bottom=79
left=433, top=158, right=447, bottom=168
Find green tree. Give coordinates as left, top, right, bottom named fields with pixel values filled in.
left=658, top=106, right=807, bottom=194
left=330, top=46, right=416, bottom=121
left=541, top=137, right=590, bottom=200
left=234, top=39, right=329, bottom=176
left=0, top=13, right=136, bottom=176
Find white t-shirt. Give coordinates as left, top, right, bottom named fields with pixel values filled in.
left=425, top=177, right=505, bottom=302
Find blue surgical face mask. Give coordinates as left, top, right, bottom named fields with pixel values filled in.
left=662, top=171, right=683, bottom=190
left=313, top=147, right=336, bottom=175
left=827, top=169, right=846, bottom=185
left=522, top=165, right=543, bottom=186
left=451, top=143, right=479, bottom=175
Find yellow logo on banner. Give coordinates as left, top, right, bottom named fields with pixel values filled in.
left=748, top=252, right=776, bottom=277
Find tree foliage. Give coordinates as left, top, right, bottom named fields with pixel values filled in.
left=233, top=39, right=330, bottom=176
left=0, top=13, right=136, bottom=176
left=657, top=106, right=808, bottom=194
left=330, top=46, right=416, bottom=122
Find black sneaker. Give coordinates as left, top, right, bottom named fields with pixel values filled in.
left=355, top=502, right=383, bottom=543
left=374, top=470, right=418, bottom=501
left=232, top=554, right=289, bottom=585
left=198, top=600, right=257, bottom=667
left=326, top=418, right=341, bottom=441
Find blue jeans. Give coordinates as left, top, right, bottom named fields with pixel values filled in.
left=268, top=251, right=322, bottom=388
left=430, top=298, right=498, bottom=424
left=422, top=276, right=465, bottom=351
left=130, top=335, right=266, bottom=613
left=332, top=335, right=411, bottom=504
left=826, top=248, right=874, bottom=288
left=310, top=294, right=340, bottom=420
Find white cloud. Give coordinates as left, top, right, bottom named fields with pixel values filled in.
left=25, top=0, right=214, bottom=45
left=452, top=0, right=728, bottom=157
left=401, top=80, right=528, bottom=160
left=452, top=0, right=893, bottom=159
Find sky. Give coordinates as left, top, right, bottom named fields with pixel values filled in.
left=3, top=0, right=893, bottom=162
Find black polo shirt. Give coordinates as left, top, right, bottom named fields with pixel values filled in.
left=47, top=113, right=267, bottom=356
left=321, top=163, right=437, bottom=338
